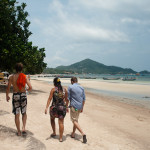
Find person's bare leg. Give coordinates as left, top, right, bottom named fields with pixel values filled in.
left=22, top=113, right=27, bottom=132
left=15, top=114, right=21, bottom=136
left=73, top=121, right=84, bottom=136
left=73, top=121, right=87, bottom=143
left=71, top=123, right=77, bottom=138
left=58, top=118, right=64, bottom=142
left=50, top=117, right=56, bottom=136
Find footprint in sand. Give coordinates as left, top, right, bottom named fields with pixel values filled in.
left=0, top=110, right=10, bottom=116
left=136, top=116, right=146, bottom=121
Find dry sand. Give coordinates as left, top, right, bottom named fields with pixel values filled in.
left=0, top=79, right=150, bottom=150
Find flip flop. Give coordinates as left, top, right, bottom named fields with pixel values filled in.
left=17, top=132, right=21, bottom=136
left=71, top=133, right=75, bottom=138
left=22, top=131, right=27, bottom=135
left=71, top=135, right=75, bottom=138
left=59, top=139, right=63, bottom=142
left=83, top=135, right=87, bottom=143
left=50, top=133, right=56, bottom=137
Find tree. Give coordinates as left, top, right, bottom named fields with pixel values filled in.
left=0, top=0, right=47, bottom=73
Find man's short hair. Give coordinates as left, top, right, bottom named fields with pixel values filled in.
left=71, top=77, right=78, bottom=83
left=15, top=63, right=23, bottom=73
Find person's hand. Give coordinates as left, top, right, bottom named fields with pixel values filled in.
left=6, top=96, right=10, bottom=102
left=66, top=108, right=69, bottom=113
left=45, top=108, right=48, bottom=114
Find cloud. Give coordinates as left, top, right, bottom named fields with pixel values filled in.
left=48, top=0, right=67, bottom=20
left=22, top=0, right=150, bottom=70
left=121, top=17, right=150, bottom=25
left=71, top=0, right=119, bottom=10
left=31, top=18, right=129, bottom=43
left=121, top=18, right=142, bottom=24
left=31, top=0, right=129, bottom=43
left=44, top=50, right=68, bottom=67
left=71, top=0, right=150, bottom=12
left=62, top=23, right=129, bottom=42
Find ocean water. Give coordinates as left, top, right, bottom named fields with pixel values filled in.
left=35, top=74, right=150, bottom=84
left=77, top=74, right=150, bottom=85
left=32, top=74, right=150, bottom=109
left=80, top=74, right=150, bottom=109
left=85, top=87, right=150, bottom=109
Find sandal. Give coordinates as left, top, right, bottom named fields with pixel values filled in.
left=71, top=133, right=75, bottom=138
left=22, top=131, right=27, bottom=134
left=50, top=133, right=56, bottom=137
left=83, top=135, right=87, bottom=143
left=71, top=135, right=75, bottom=138
left=17, top=132, right=21, bottom=136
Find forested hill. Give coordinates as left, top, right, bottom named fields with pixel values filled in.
left=56, top=59, right=136, bottom=74
left=44, top=59, right=137, bottom=74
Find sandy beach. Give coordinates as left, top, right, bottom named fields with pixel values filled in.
left=0, top=78, right=150, bottom=150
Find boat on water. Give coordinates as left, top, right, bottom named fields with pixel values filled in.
left=80, top=77, right=96, bottom=79
left=59, top=75, right=73, bottom=78
left=122, top=77, right=136, bottom=81
left=103, top=77, right=120, bottom=80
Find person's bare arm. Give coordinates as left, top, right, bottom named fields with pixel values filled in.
left=6, top=76, right=12, bottom=102
left=64, top=88, right=69, bottom=113
left=45, top=88, right=54, bottom=114
left=81, top=88, right=85, bottom=112
left=26, top=77, right=32, bottom=92
left=81, top=101, right=85, bottom=113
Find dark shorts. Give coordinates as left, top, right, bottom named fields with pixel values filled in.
left=12, top=92, right=27, bottom=115
left=50, top=104, right=66, bottom=119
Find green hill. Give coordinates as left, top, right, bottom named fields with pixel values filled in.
left=55, top=58, right=136, bottom=74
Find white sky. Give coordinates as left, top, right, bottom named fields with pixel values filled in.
left=18, top=0, right=150, bottom=72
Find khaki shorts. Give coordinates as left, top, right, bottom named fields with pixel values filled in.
left=70, top=107, right=81, bottom=122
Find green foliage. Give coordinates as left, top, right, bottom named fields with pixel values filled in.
left=43, top=68, right=65, bottom=74
left=139, top=70, right=150, bottom=74
left=0, top=0, right=47, bottom=73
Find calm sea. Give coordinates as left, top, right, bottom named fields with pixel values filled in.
left=79, top=74, right=150, bottom=109
left=77, top=74, right=150, bottom=85
left=36, top=74, right=150, bottom=84
left=33, top=74, right=150, bottom=109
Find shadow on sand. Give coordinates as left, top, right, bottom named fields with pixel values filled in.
left=0, top=125, right=46, bottom=150
left=0, top=84, right=13, bottom=93
left=46, top=134, right=67, bottom=142
left=0, top=110, right=10, bottom=116
left=66, top=133, right=82, bottom=142
left=29, top=89, right=47, bottom=95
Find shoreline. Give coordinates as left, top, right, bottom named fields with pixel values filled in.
left=0, top=79, right=150, bottom=150
left=31, top=77, right=150, bottom=110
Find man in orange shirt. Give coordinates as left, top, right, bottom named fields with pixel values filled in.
left=6, top=63, right=32, bottom=136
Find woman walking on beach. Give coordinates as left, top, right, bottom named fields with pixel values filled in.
left=45, top=77, right=69, bottom=142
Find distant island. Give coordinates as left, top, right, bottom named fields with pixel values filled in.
left=43, top=59, right=150, bottom=75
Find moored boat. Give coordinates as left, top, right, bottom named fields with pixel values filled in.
left=80, top=77, right=96, bottom=79
left=103, top=77, right=120, bottom=80
left=122, top=77, right=136, bottom=81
